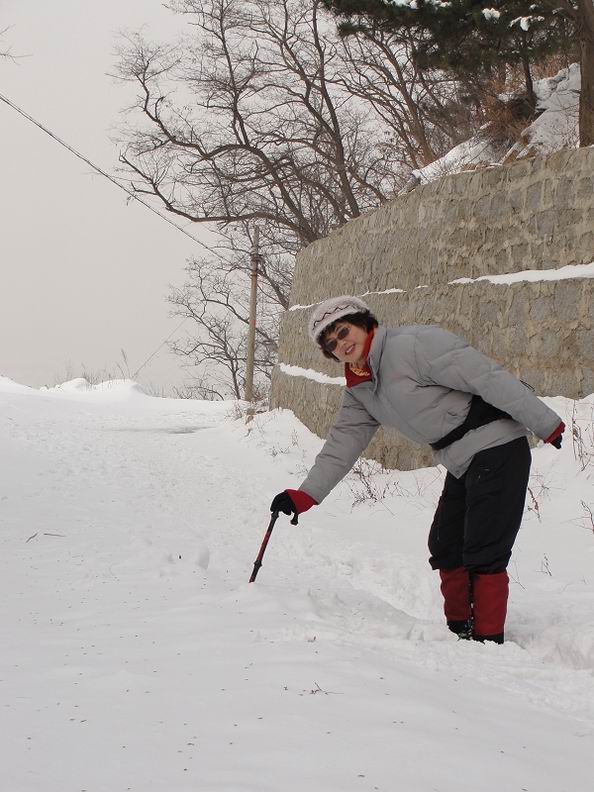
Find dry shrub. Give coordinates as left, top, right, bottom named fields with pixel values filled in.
left=478, top=53, right=579, bottom=150
left=481, top=94, right=536, bottom=148
left=476, top=66, right=537, bottom=149
left=531, top=51, right=578, bottom=82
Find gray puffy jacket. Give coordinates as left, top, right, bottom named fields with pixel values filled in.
left=300, top=325, right=562, bottom=504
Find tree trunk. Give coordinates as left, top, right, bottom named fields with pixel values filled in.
left=519, top=34, right=537, bottom=114
left=577, top=1, right=594, bottom=146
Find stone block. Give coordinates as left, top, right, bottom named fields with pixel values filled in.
left=492, top=247, right=509, bottom=273
left=535, top=209, right=558, bottom=240
left=577, top=176, right=594, bottom=200
left=529, top=296, right=553, bottom=323
left=510, top=242, right=530, bottom=267
left=508, top=188, right=524, bottom=212
left=474, top=195, right=492, bottom=221
left=525, top=182, right=543, bottom=212
left=577, top=230, right=594, bottom=263
left=575, top=330, right=594, bottom=363
left=553, top=178, right=574, bottom=207
left=558, top=208, right=584, bottom=230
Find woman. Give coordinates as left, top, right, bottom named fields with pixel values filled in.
left=271, top=295, right=565, bottom=643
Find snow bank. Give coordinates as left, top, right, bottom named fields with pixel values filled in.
left=0, top=375, right=37, bottom=394
left=47, top=377, right=149, bottom=398
left=415, top=136, right=500, bottom=184
left=2, top=386, right=594, bottom=790
left=520, top=63, right=580, bottom=155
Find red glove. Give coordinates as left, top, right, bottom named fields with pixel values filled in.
left=545, top=422, right=565, bottom=449
left=286, top=489, right=317, bottom=514
left=270, top=489, right=317, bottom=525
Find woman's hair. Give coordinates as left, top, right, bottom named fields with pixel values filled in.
left=319, top=311, right=378, bottom=360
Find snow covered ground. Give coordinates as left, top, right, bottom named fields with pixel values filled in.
left=2, top=377, right=594, bottom=791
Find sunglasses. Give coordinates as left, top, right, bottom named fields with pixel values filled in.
left=323, top=325, right=350, bottom=353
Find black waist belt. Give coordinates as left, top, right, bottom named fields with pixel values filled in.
left=430, top=394, right=512, bottom=452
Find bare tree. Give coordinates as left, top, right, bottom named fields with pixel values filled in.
left=1, top=25, right=14, bottom=59
left=115, top=0, right=405, bottom=237
left=168, top=230, right=280, bottom=399
left=336, top=27, right=478, bottom=170
left=115, top=0, right=468, bottom=395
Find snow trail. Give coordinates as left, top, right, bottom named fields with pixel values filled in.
left=2, top=381, right=593, bottom=791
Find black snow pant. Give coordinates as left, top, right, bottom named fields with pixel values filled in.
left=428, top=437, right=532, bottom=573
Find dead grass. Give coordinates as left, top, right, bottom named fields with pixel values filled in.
left=479, top=55, right=576, bottom=150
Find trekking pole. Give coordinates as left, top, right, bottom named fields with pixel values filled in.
left=249, top=511, right=280, bottom=583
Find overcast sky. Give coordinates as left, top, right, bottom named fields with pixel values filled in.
left=1, top=0, right=213, bottom=391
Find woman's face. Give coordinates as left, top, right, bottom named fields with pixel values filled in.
left=322, top=322, right=369, bottom=366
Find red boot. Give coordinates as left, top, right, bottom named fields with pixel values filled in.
left=439, top=568, right=472, bottom=637
left=472, top=572, right=508, bottom=644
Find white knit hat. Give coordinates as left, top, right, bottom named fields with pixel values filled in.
left=308, top=295, right=372, bottom=343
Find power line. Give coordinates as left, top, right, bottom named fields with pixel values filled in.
left=132, top=315, right=190, bottom=379
left=0, top=89, right=228, bottom=262
left=0, top=89, right=236, bottom=381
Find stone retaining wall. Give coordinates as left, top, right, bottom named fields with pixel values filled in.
left=271, top=148, right=594, bottom=470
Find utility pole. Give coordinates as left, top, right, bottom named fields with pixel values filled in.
left=244, top=226, right=259, bottom=409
